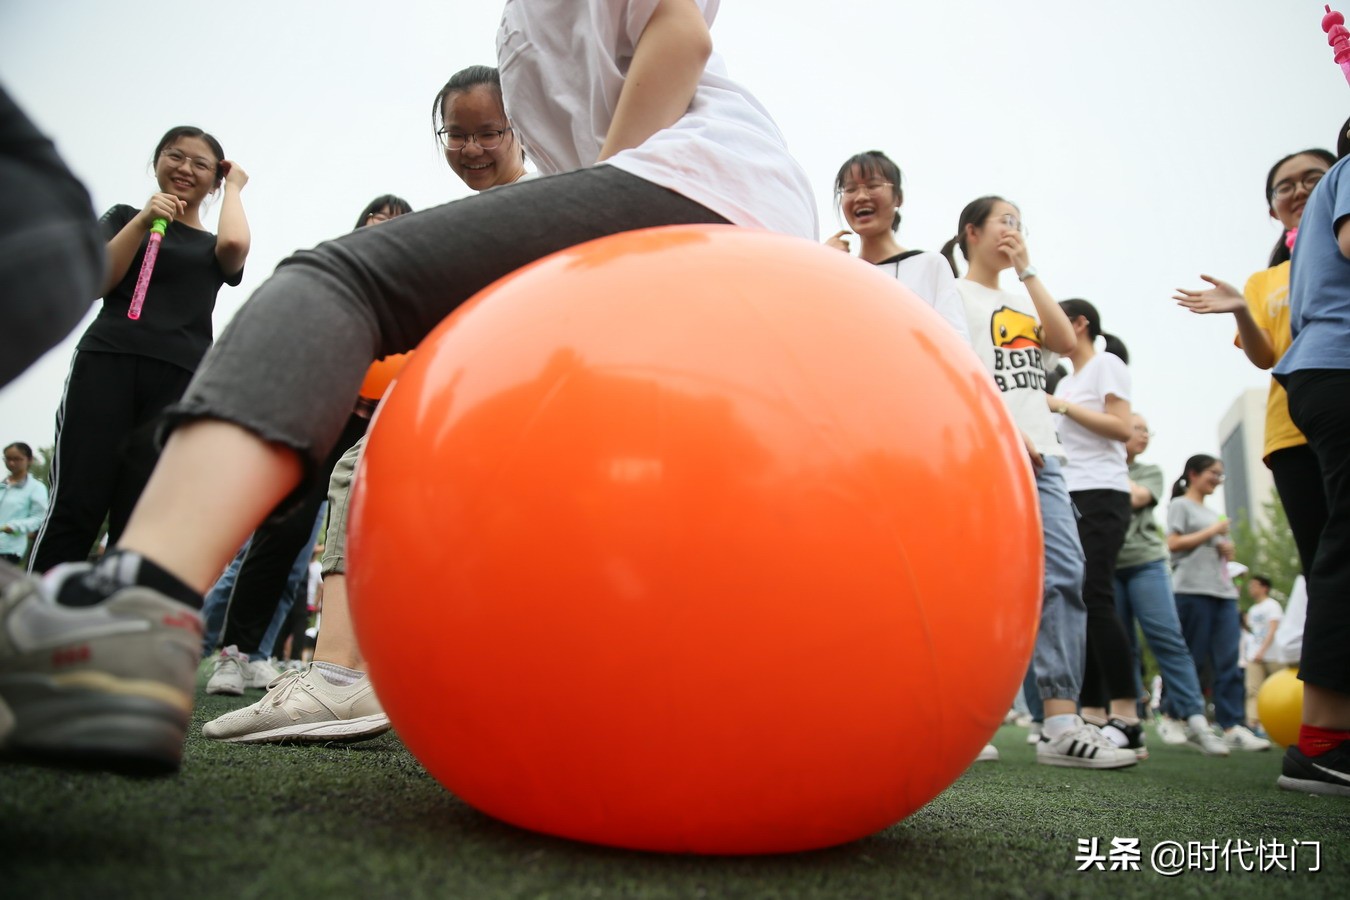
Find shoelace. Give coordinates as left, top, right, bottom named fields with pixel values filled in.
left=263, top=669, right=307, bottom=707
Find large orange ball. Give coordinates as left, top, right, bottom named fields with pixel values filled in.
left=349, top=226, right=1042, bottom=854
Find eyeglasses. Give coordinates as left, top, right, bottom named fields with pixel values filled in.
left=160, top=148, right=216, bottom=176
left=436, top=127, right=512, bottom=151
left=989, top=213, right=1028, bottom=236
left=366, top=211, right=394, bottom=224
left=1131, top=425, right=1154, bottom=437
left=837, top=181, right=894, bottom=198
left=1271, top=170, right=1326, bottom=200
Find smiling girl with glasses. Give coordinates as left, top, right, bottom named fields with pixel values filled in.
left=824, top=150, right=968, bottom=343
left=1173, top=147, right=1336, bottom=582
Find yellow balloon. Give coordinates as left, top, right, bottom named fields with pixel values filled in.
left=1256, top=668, right=1303, bottom=748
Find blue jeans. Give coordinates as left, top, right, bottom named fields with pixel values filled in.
left=1026, top=456, right=1087, bottom=711
left=201, top=505, right=325, bottom=660
left=1114, top=559, right=1205, bottom=719
left=1173, top=592, right=1244, bottom=729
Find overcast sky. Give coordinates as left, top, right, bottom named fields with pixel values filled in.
left=0, top=1, right=1343, bottom=507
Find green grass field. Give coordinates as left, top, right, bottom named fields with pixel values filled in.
left=2, top=685, right=1347, bottom=900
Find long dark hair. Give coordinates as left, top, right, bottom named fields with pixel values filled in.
left=833, top=150, right=903, bottom=232
left=1058, top=298, right=1129, bottom=363
left=940, top=195, right=1011, bottom=277
left=1171, top=453, right=1219, bottom=499
left=1265, top=148, right=1336, bottom=266
left=353, top=195, right=413, bottom=231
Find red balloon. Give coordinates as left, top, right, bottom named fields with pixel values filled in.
left=349, top=225, right=1041, bottom=854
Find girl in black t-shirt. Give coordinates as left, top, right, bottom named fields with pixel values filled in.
left=29, top=126, right=250, bottom=572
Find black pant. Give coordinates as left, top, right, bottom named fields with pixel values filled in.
left=217, top=413, right=367, bottom=655
left=1072, top=489, right=1137, bottom=708
left=1285, top=370, right=1350, bottom=694
left=1267, top=444, right=1328, bottom=578
left=30, top=352, right=193, bottom=572
left=0, top=84, right=101, bottom=388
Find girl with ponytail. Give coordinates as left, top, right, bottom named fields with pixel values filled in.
left=1048, top=298, right=1145, bottom=758
left=1166, top=455, right=1268, bottom=751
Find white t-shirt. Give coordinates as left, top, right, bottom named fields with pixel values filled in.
left=878, top=251, right=971, bottom=345
left=1052, top=352, right=1131, bottom=492
left=496, top=0, right=817, bottom=240
left=1246, top=596, right=1283, bottom=653
left=1271, top=576, right=1305, bottom=665
left=956, top=279, right=1064, bottom=460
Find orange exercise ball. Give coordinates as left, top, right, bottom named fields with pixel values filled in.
left=1257, top=667, right=1303, bottom=748
left=358, top=352, right=411, bottom=401
left=348, top=225, right=1042, bottom=854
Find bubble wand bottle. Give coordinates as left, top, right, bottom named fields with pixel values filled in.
left=1324, top=5, right=1350, bottom=88
left=127, top=217, right=167, bottom=320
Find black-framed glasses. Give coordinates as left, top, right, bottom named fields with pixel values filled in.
left=436, top=127, right=512, bottom=151
left=1271, top=170, right=1326, bottom=200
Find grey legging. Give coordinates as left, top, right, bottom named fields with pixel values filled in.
left=167, top=166, right=728, bottom=516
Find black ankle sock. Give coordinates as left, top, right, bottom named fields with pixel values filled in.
left=56, top=550, right=203, bottom=610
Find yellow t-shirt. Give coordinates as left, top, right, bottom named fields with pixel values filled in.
left=1238, top=261, right=1305, bottom=460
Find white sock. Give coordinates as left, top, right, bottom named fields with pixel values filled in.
left=312, top=662, right=364, bottom=686
left=1186, top=714, right=1210, bottom=734
left=1043, top=714, right=1080, bottom=739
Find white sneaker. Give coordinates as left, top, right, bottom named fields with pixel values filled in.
left=1026, top=722, right=1042, bottom=745
left=1185, top=722, right=1230, bottom=757
left=976, top=743, right=999, bottom=762
left=1224, top=725, right=1272, bottom=752
left=1155, top=716, right=1187, bottom=745
left=201, top=666, right=390, bottom=744
left=1037, top=718, right=1137, bottom=769
left=205, top=645, right=248, bottom=696
left=244, top=657, right=281, bottom=690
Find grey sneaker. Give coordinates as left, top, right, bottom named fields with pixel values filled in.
left=976, top=743, right=999, bottom=762
left=205, top=645, right=247, bottom=696
left=1224, top=725, right=1272, bottom=752
left=244, top=657, right=281, bottom=690
left=1026, top=722, right=1042, bottom=745
left=1036, top=717, right=1138, bottom=769
left=1155, top=715, right=1187, bottom=745
left=1185, top=722, right=1230, bottom=757
left=201, top=665, right=390, bottom=744
left=0, top=562, right=200, bottom=774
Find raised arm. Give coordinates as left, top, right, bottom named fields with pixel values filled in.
left=214, top=161, right=250, bottom=277
left=597, top=0, right=712, bottom=162
left=1173, top=275, right=1276, bottom=370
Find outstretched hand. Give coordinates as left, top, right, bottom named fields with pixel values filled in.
left=1174, top=275, right=1245, bottom=315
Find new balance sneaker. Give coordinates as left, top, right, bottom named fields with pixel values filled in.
left=1277, top=742, right=1350, bottom=798
left=0, top=562, right=200, bottom=774
left=1155, top=715, right=1187, bottom=745
left=1026, top=722, right=1042, bottom=745
left=1037, top=718, right=1138, bottom=769
left=201, top=665, right=390, bottom=744
left=1103, top=717, right=1148, bottom=760
left=244, top=657, right=281, bottom=691
left=1184, top=722, right=1230, bottom=757
left=205, top=645, right=248, bottom=696
left=976, top=743, right=999, bottom=762
left=1223, top=724, right=1271, bottom=752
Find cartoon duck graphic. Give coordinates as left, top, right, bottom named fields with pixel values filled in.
left=990, top=306, right=1042, bottom=349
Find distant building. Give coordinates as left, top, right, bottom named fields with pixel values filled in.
left=1218, top=389, right=1274, bottom=530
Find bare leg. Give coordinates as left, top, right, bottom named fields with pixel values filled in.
left=311, top=573, right=365, bottom=671
left=1303, top=684, right=1350, bottom=730
left=117, top=422, right=302, bottom=593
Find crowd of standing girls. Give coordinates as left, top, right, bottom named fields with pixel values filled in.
left=0, top=1, right=1345, bottom=799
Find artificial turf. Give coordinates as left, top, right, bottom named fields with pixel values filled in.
left=2, top=685, right=1347, bottom=900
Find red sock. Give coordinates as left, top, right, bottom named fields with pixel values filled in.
left=1298, top=724, right=1350, bottom=757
